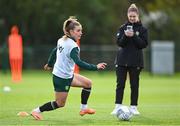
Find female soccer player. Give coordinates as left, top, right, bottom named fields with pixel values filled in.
left=31, top=17, right=107, bottom=120
left=111, top=4, right=148, bottom=115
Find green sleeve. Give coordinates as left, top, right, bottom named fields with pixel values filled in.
left=70, top=47, right=97, bottom=71
left=47, top=47, right=57, bottom=67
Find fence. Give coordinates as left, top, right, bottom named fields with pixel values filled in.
left=0, top=44, right=180, bottom=72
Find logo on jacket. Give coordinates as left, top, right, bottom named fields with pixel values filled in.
left=135, top=31, right=139, bottom=36
left=117, top=33, right=120, bottom=37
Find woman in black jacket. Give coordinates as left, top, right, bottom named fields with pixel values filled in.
left=111, top=3, right=148, bottom=115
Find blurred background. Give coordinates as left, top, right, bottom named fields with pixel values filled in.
left=0, top=0, right=180, bottom=73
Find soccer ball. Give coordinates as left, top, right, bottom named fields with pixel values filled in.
left=3, top=86, right=11, bottom=92
left=116, top=106, right=133, bottom=121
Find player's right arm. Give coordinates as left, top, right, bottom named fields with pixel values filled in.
left=117, top=25, right=128, bottom=48
left=44, top=47, right=57, bottom=70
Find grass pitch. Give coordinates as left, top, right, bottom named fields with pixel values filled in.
left=0, top=70, right=180, bottom=126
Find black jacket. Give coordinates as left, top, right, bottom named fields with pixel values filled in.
left=115, top=21, right=148, bottom=68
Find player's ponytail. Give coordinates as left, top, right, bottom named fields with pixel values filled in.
left=63, top=16, right=81, bottom=38
left=128, top=3, right=139, bottom=15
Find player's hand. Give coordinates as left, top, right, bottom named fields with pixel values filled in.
left=97, top=63, right=107, bottom=70
left=124, top=30, right=134, bottom=37
left=44, top=64, right=52, bottom=70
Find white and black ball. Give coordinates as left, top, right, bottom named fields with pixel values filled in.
left=116, top=106, right=133, bottom=121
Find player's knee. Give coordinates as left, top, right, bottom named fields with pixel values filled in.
left=130, top=85, right=139, bottom=90
left=59, top=104, right=65, bottom=107
left=56, top=100, right=66, bottom=107
left=85, top=79, right=92, bottom=88
left=116, top=84, right=125, bottom=90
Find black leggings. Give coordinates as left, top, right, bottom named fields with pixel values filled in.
left=115, top=66, right=141, bottom=105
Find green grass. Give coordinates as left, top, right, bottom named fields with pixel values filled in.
left=0, top=70, right=180, bottom=126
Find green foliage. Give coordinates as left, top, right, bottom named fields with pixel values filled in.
left=0, top=0, right=180, bottom=45
left=0, top=0, right=129, bottom=45
left=137, top=0, right=180, bottom=42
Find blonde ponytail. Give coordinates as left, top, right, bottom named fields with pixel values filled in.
left=63, top=16, right=81, bottom=36
left=128, top=3, right=139, bottom=14
left=130, top=4, right=137, bottom=9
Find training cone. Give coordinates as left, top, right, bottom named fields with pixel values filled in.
left=17, top=111, right=29, bottom=117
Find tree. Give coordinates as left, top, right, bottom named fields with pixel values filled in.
left=0, top=0, right=179, bottom=46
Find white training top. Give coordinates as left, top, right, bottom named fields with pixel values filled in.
left=52, top=37, right=79, bottom=79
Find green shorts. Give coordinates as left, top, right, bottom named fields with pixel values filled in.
left=53, top=75, right=73, bottom=92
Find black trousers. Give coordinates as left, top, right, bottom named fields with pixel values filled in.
left=115, top=66, right=142, bottom=105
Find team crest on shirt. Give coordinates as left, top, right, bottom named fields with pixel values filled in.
left=135, top=31, right=139, bottom=36
left=58, top=45, right=64, bottom=53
